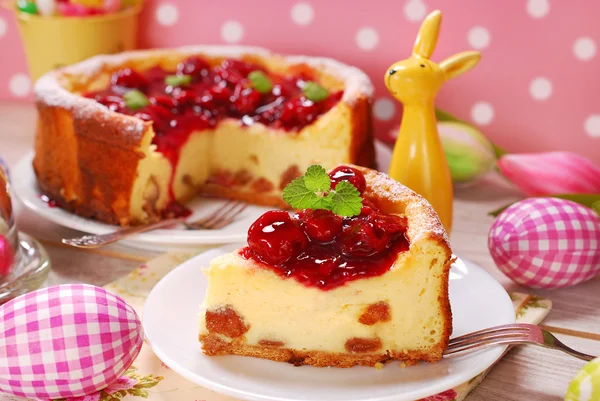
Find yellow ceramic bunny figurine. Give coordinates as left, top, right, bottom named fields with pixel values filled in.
left=385, top=10, right=480, bottom=234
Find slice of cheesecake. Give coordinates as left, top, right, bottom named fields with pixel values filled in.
left=198, top=165, right=453, bottom=367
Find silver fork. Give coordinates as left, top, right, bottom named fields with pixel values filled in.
left=183, top=200, right=248, bottom=230
left=445, top=323, right=596, bottom=361
left=62, top=201, right=247, bottom=248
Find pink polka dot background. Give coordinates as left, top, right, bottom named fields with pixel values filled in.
left=0, top=0, right=598, bottom=161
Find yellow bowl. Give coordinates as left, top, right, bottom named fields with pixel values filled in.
left=10, top=3, right=142, bottom=81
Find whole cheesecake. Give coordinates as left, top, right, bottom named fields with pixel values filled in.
left=199, top=165, right=453, bottom=367
left=33, top=45, right=375, bottom=226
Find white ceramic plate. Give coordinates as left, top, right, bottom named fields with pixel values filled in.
left=11, top=142, right=391, bottom=249
left=143, top=245, right=515, bottom=401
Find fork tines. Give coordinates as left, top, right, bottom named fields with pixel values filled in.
left=445, top=324, right=532, bottom=355
left=185, top=200, right=248, bottom=230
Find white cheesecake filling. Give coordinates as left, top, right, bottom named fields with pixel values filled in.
left=130, top=102, right=354, bottom=222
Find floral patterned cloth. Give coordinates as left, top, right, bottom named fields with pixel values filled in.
left=0, top=252, right=552, bottom=401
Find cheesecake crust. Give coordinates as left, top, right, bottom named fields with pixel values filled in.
left=33, top=45, right=375, bottom=226
left=200, top=333, right=442, bottom=368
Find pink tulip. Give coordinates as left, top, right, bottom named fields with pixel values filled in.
left=498, top=152, right=600, bottom=196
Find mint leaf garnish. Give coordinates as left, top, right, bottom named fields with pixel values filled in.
left=303, top=81, right=329, bottom=102
left=282, top=164, right=362, bottom=217
left=328, top=181, right=363, bottom=217
left=248, top=70, right=273, bottom=93
left=282, top=177, right=319, bottom=210
left=123, top=89, right=149, bottom=111
left=165, top=74, right=191, bottom=87
left=304, top=165, right=331, bottom=192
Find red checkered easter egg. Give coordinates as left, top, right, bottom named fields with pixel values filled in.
left=0, top=284, right=143, bottom=399
left=489, top=198, right=600, bottom=289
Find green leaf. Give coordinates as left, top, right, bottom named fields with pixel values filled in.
left=303, top=81, right=329, bottom=102
left=328, top=181, right=363, bottom=217
left=304, top=165, right=331, bottom=192
left=124, top=89, right=149, bottom=111
left=164, top=74, right=191, bottom=87
left=435, top=107, right=508, bottom=158
left=282, top=177, right=319, bottom=209
left=248, top=70, right=273, bottom=93
left=488, top=193, right=600, bottom=217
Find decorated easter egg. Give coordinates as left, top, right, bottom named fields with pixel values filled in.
left=489, top=198, right=600, bottom=289
left=104, top=0, right=122, bottom=13
left=36, top=0, right=57, bottom=16
left=0, top=284, right=143, bottom=399
left=565, top=357, right=600, bottom=401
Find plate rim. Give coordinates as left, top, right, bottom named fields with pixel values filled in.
left=11, top=141, right=392, bottom=247
left=143, top=245, right=515, bottom=401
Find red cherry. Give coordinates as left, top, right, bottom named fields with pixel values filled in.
left=329, top=166, right=367, bottom=194
left=95, top=94, right=125, bottom=112
left=177, top=56, right=210, bottom=78
left=150, top=95, right=175, bottom=110
left=339, top=221, right=387, bottom=257
left=232, top=87, right=261, bottom=115
left=133, top=104, right=172, bottom=125
left=302, top=209, right=343, bottom=243
left=370, top=214, right=408, bottom=236
left=111, top=68, right=149, bottom=89
left=248, top=210, right=307, bottom=265
left=221, top=59, right=258, bottom=76
left=280, top=97, right=319, bottom=129
left=208, top=84, right=232, bottom=103
left=214, top=66, right=245, bottom=86
left=171, top=87, right=198, bottom=106
left=0, top=235, right=14, bottom=277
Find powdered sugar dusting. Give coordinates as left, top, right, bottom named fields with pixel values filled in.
left=34, top=45, right=373, bottom=113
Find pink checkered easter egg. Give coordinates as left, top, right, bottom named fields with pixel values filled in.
left=0, top=284, right=143, bottom=399
left=489, top=198, right=600, bottom=289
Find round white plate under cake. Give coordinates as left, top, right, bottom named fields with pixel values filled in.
left=144, top=244, right=516, bottom=401
left=11, top=142, right=392, bottom=249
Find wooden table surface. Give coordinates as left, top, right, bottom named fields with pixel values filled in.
left=1, top=102, right=598, bottom=401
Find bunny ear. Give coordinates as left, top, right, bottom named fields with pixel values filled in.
left=412, top=10, right=442, bottom=59
left=440, top=51, right=481, bottom=80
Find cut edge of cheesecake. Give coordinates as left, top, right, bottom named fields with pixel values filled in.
left=32, top=45, right=375, bottom=226
left=198, top=165, right=454, bottom=368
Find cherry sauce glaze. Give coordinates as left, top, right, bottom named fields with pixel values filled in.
left=240, top=166, right=410, bottom=290
left=84, top=57, right=343, bottom=170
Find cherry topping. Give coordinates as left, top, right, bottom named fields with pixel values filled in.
left=221, top=59, right=257, bottom=76
left=329, top=166, right=367, bottom=194
left=170, top=87, right=198, bottom=106
left=232, top=87, right=261, bottom=115
left=94, top=94, right=125, bottom=112
left=208, top=84, right=232, bottom=103
left=242, top=204, right=409, bottom=290
left=248, top=210, right=308, bottom=265
left=111, top=68, right=149, bottom=89
left=177, top=56, right=210, bottom=78
left=371, top=214, right=408, bottom=236
left=339, top=220, right=387, bottom=257
left=301, top=209, right=343, bottom=243
left=280, top=97, right=318, bottom=129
